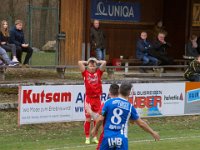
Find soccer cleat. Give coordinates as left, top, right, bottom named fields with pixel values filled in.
left=85, top=138, right=90, bottom=144
left=92, top=137, right=99, bottom=144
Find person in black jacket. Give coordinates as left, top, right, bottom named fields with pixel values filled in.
left=90, top=20, right=106, bottom=60
left=0, top=20, right=19, bottom=62
left=9, top=20, right=33, bottom=67
left=185, top=34, right=199, bottom=57
left=149, top=32, right=173, bottom=65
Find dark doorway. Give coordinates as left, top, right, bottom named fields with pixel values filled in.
left=163, top=0, right=189, bottom=58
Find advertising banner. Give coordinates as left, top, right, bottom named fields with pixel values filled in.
left=19, top=85, right=77, bottom=125
left=18, top=85, right=111, bottom=125
left=91, top=0, right=140, bottom=22
left=19, top=82, right=192, bottom=125
left=131, top=83, right=185, bottom=117
left=185, top=82, right=200, bottom=114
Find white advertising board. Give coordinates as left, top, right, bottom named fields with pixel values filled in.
left=131, top=83, right=185, bottom=117
left=18, top=83, right=186, bottom=125
left=19, top=85, right=110, bottom=125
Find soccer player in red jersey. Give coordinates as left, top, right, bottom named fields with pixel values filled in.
left=85, top=84, right=119, bottom=149
left=78, top=57, right=106, bottom=144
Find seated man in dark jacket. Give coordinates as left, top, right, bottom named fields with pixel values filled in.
left=136, top=31, right=158, bottom=66
left=9, top=20, right=33, bottom=67
left=149, top=32, right=173, bottom=65
left=186, top=34, right=199, bottom=57
left=184, top=55, right=200, bottom=81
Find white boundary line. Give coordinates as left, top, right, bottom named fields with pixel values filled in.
left=47, top=135, right=200, bottom=150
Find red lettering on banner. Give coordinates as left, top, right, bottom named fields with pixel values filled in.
left=53, top=93, right=60, bottom=102
left=129, top=96, right=162, bottom=108
left=128, top=97, right=133, bottom=104
left=23, top=90, right=32, bottom=103
left=22, top=90, right=71, bottom=104
left=46, top=93, right=52, bottom=102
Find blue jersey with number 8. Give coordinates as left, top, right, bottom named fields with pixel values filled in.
left=102, top=97, right=139, bottom=138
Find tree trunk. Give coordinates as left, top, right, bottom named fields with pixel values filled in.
left=40, top=0, right=50, bottom=48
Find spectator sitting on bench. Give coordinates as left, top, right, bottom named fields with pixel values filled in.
left=136, top=31, right=158, bottom=72
left=184, top=55, right=200, bottom=81
left=186, top=34, right=199, bottom=57
left=149, top=32, right=174, bottom=65
left=0, top=20, right=19, bottom=63
left=9, top=20, right=33, bottom=67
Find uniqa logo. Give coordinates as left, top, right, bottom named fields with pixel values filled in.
left=95, top=2, right=134, bottom=18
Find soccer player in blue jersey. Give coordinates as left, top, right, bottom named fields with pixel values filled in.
left=92, top=81, right=160, bottom=149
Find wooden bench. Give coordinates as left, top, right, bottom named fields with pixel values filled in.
left=121, top=65, right=187, bottom=78
left=119, top=58, right=191, bottom=73
left=120, top=59, right=142, bottom=73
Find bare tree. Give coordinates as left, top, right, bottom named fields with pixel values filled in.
left=8, top=0, right=16, bottom=25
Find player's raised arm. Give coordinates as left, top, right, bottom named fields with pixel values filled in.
left=78, top=60, right=87, bottom=72
left=134, top=118, right=160, bottom=141
left=97, top=60, right=107, bottom=71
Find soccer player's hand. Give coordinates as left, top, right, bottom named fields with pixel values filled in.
left=151, top=131, right=160, bottom=141
left=22, top=44, right=28, bottom=48
left=87, top=57, right=98, bottom=64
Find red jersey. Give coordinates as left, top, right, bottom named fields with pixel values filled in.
left=82, top=69, right=103, bottom=97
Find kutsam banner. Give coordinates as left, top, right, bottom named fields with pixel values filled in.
left=91, top=0, right=140, bottom=22
left=18, top=85, right=110, bottom=125
left=18, top=82, right=200, bottom=125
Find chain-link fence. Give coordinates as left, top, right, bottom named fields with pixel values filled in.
left=0, top=0, right=59, bottom=66
left=27, top=5, right=59, bottom=65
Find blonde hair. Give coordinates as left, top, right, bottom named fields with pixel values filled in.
left=1, top=20, right=9, bottom=37
left=15, top=19, right=23, bottom=25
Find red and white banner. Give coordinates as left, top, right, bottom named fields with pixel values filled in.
left=18, top=85, right=110, bottom=125
left=18, top=82, right=199, bottom=125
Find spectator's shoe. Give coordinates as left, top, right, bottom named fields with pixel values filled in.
left=85, top=138, right=90, bottom=144
left=92, top=137, right=99, bottom=144
left=8, top=62, right=19, bottom=67
left=12, top=58, right=19, bottom=63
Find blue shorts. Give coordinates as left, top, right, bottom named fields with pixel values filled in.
left=100, top=136, right=128, bottom=150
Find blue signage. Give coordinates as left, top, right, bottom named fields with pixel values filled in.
left=187, top=89, right=200, bottom=103
left=91, top=0, right=140, bottom=22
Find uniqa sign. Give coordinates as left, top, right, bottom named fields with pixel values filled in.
left=91, top=0, right=140, bottom=22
